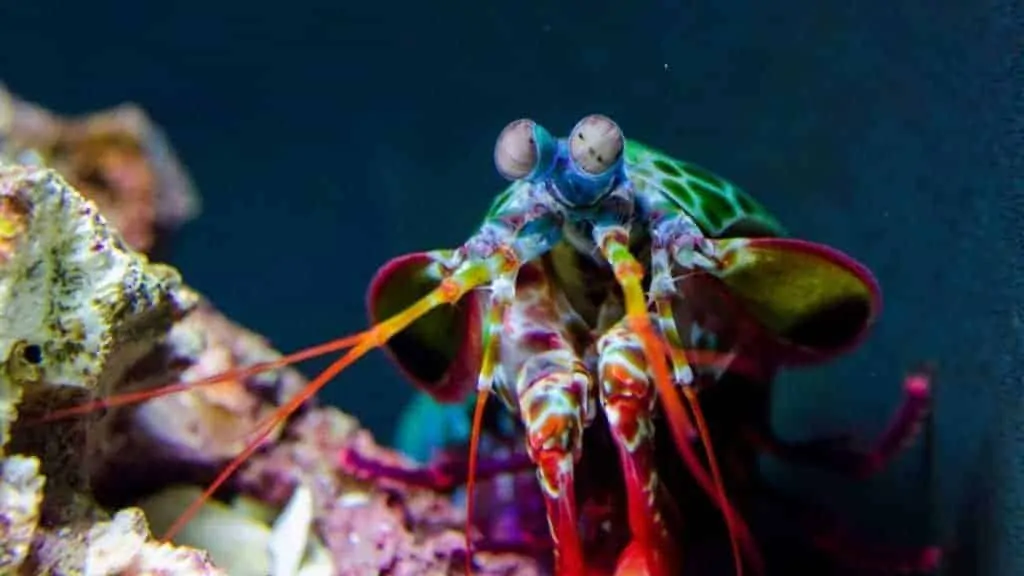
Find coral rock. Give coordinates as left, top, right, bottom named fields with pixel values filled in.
left=136, top=483, right=334, bottom=576
left=28, top=507, right=224, bottom=575
left=129, top=299, right=309, bottom=464
left=90, top=299, right=310, bottom=498
left=237, top=407, right=543, bottom=576
left=0, top=162, right=196, bottom=499
left=0, top=84, right=200, bottom=253
left=0, top=454, right=44, bottom=571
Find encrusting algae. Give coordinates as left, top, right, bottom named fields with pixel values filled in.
left=0, top=88, right=540, bottom=575
left=0, top=161, right=219, bottom=574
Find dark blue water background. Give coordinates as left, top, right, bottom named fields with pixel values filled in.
left=1, top=2, right=1019, bottom=574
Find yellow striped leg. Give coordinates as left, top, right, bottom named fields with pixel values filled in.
left=649, top=241, right=697, bottom=389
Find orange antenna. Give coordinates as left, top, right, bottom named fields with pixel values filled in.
left=158, top=255, right=502, bottom=541
left=463, top=389, right=491, bottom=575
left=462, top=289, right=509, bottom=575
left=27, top=331, right=367, bottom=424
left=683, top=386, right=746, bottom=576
left=162, top=334, right=377, bottom=540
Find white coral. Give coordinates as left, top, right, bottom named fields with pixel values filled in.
left=0, top=455, right=44, bottom=571
left=0, top=162, right=197, bottom=452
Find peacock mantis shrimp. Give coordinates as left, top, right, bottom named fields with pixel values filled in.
left=44, top=114, right=940, bottom=575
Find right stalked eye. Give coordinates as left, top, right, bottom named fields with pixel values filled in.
left=494, top=119, right=539, bottom=180
left=568, top=114, right=624, bottom=176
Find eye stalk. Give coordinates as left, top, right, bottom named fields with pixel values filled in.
left=493, top=115, right=624, bottom=208
left=568, top=114, right=624, bottom=176
left=494, top=119, right=557, bottom=181
left=494, top=119, right=536, bottom=180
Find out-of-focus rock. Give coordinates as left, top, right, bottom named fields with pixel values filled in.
left=0, top=84, right=200, bottom=254
left=28, top=507, right=223, bottom=575
left=125, top=300, right=308, bottom=465
left=237, top=407, right=543, bottom=576
left=137, top=486, right=276, bottom=576
left=104, top=369, right=541, bottom=574
left=89, top=299, right=311, bottom=506
left=137, top=483, right=334, bottom=576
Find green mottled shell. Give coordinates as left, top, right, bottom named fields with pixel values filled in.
left=485, top=139, right=786, bottom=239
left=624, top=140, right=786, bottom=238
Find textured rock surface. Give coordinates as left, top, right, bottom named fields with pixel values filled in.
left=90, top=298, right=312, bottom=503
left=0, top=162, right=218, bottom=574
left=121, top=299, right=308, bottom=465
left=0, top=163, right=195, bottom=477
left=97, top=340, right=541, bottom=574
left=0, top=455, right=44, bottom=571
left=235, top=407, right=542, bottom=576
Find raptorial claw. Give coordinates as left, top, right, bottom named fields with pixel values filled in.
left=593, top=221, right=757, bottom=576
left=597, top=320, right=676, bottom=576
left=456, top=259, right=596, bottom=574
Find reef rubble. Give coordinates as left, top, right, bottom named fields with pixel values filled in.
left=0, top=85, right=200, bottom=255
left=0, top=92, right=540, bottom=575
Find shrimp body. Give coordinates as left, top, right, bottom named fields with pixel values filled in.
left=365, top=115, right=886, bottom=575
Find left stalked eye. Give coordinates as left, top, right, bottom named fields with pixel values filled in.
left=568, top=114, right=624, bottom=176
left=494, top=119, right=540, bottom=180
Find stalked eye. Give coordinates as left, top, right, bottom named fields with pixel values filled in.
left=494, top=119, right=539, bottom=180
left=568, top=114, right=624, bottom=175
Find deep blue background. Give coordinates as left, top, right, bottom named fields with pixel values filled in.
left=1, top=2, right=1019, bottom=574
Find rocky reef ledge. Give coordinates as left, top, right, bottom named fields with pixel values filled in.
left=0, top=88, right=539, bottom=575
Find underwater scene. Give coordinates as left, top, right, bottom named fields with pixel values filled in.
left=0, top=2, right=1017, bottom=576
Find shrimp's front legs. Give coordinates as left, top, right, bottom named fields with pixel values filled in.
left=499, top=263, right=596, bottom=575
left=517, top=353, right=592, bottom=574
left=596, top=320, right=677, bottom=576
left=648, top=213, right=722, bottom=389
